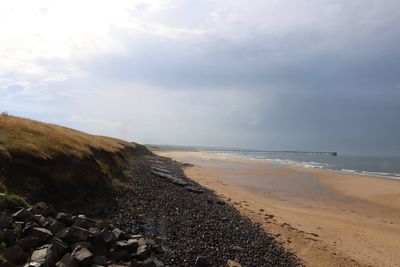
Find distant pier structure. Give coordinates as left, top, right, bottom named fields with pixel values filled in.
left=202, top=149, right=337, bottom=157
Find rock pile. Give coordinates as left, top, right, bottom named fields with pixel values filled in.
left=0, top=202, right=165, bottom=267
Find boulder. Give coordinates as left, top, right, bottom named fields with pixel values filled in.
left=112, top=228, right=128, bottom=241
left=66, top=226, right=88, bottom=243
left=71, top=241, right=92, bottom=251
left=31, top=227, right=53, bottom=243
left=31, top=214, right=49, bottom=228
left=31, top=245, right=49, bottom=263
left=72, top=215, right=90, bottom=229
left=226, top=260, right=242, bottom=267
left=32, top=202, right=56, bottom=217
left=135, top=245, right=151, bottom=260
left=56, top=213, right=74, bottom=226
left=21, top=221, right=40, bottom=237
left=114, top=239, right=139, bottom=251
left=101, top=229, right=116, bottom=245
left=194, top=256, right=211, bottom=267
left=12, top=208, right=31, bottom=221
left=45, top=238, right=69, bottom=266
left=56, top=253, right=79, bottom=267
left=71, top=245, right=94, bottom=266
left=49, top=220, right=66, bottom=235
left=4, top=245, right=28, bottom=265
left=109, top=248, right=130, bottom=261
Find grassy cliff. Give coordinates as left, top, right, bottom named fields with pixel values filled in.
left=0, top=114, right=146, bottom=214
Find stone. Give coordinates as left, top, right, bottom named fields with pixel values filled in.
left=32, top=214, right=49, bottom=228
left=12, top=208, right=31, bottom=221
left=112, top=227, right=128, bottom=241
left=142, top=259, right=164, bottom=267
left=32, top=202, right=57, bottom=217
left=88, top=227, right=101, bottom=237
left=56, top=213, right=74, bottom=226
left=109, top=248, right=130, bottom=261
left=0, top=214, right=13, bottom=229
left=45, top=238, right=69, bottom=266
left=114, top=239, right=139, bottom=251
left=31, top=245, right=49, bottom=263
left=16, top=236, right=40, bottom=249
left=93, top=255, right=108, bottom=265
left=49, top=220, right=66, bottom=234
left=66, top=226, right=89, bottom=243
left=226, top=260, right=242, bottom=267
left=31, top=227, right=53, bottom=243
left=71, top=245, right=94, bottom=266
left=71, top=241, right=92, bottom=251
left=135, top=245, right=151, bottom=260
left=101, top=229, right=116, bottom=245
left=73, top=215, right=90, bottom=229
left=4, top=245, right=28, bottom=265
left=194, top=256, right=211, bottom=267
left=56, top=253, right=79, bottom=267
left=21, top=221, right=39, bottom=237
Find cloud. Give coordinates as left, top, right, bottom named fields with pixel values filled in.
left=1, top=0, right=400, bottom=154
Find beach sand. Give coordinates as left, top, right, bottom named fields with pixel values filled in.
left=157, top=151, right=400, bottom=267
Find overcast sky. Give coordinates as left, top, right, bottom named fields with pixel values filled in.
left=1, top=0, right=399, bottom=155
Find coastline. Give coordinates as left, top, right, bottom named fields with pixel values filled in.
left=157, top=150, right=400, bottom=267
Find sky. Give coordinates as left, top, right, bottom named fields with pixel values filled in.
left=0, top=0, right=399, bottom=155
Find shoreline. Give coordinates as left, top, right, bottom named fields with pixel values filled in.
left=157, top=150, right=400, bottom=267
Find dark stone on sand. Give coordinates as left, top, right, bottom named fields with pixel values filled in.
left=194, top=256, right=211, bottom=267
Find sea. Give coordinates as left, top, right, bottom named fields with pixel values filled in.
left=204, top=150, right=400, bottom=180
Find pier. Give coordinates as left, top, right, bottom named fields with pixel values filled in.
left=202, top=149, right=337, bottom=157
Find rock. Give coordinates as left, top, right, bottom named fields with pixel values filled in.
left=0, top=259, right=12, bottom=267
left=32, top=202, right=57, bottom=217
left=88, top=227, right=101, bottom=237
left=109, top=248, right=130, bottom=261
left=226, top=260, right=242, bottom=267
left=0, top=214, right=13, bottom=229
left=56, top=213, right=74, bottom=226
left=71, top=241, right=92, bottom=251
left=93, top=255, right=108, bottom=265
left=21, top=221, right=39, bottom=237
left=66, top=226, right=89, bottom=243
left=142, top=259, right=165, bottom=267
left=56, top=253, right=79, bottom=267
left=194, top=256, right=211, bottom=267
left=71, top=245, right=94, bottom=266
left=101, top=229, right=116, bottom=245
left=23, top=262, right=41, bottom=267
left=49, top=220, right=66, bottom=235
left=135, top=245, right=151, bottom=260
left=16, top=236, right=40, bottom=249
left=31, top=227, right=53, bottom=243
left=45, top=238, right=69, bottom=266
left=73, top=215, right=90, bottom=229
left=112, top=228, right=128, bottom=241
left=4, top=245, right=28, bottom=265
left=114, top=239, right=139, bottom=251
left=12, top=208, right=31, bottom=221
left=32, top=214, right=49, bottom=228
left=31, top=245, right=49, bottom=263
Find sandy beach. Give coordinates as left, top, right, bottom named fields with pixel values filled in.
left=158, top=150, right=400, bottom=267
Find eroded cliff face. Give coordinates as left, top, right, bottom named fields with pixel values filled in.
left=0, top=144, right=151, bottom=215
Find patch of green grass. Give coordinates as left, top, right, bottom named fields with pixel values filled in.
left=0, top=193, right=30, bottom=210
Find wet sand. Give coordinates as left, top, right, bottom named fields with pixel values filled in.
left=157, top=151, right=400, bottom=267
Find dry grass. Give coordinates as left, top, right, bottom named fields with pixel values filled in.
left=0, top=115, right=135, bottom=159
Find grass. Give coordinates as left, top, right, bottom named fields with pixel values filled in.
left=0, top=114, right=135, bottom=159
left=0, top=114, right=142, bottom=213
